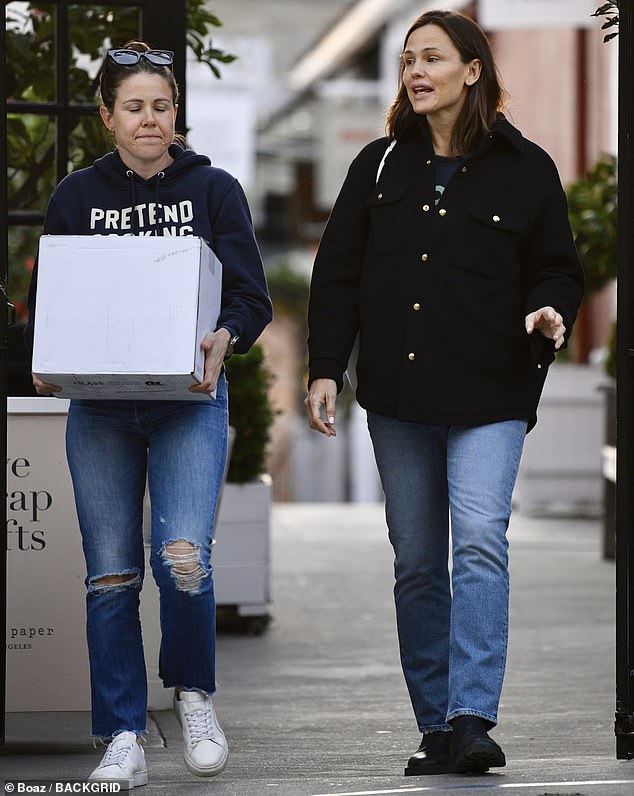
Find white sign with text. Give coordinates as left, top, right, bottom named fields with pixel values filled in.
left=6, top=399, right=91, bottom=711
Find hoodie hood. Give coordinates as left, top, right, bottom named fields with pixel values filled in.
left=91, top=144, right=212, bottom=234
left=93, top=143, right=211, bottom=190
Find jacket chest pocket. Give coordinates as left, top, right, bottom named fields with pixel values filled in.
left=453, top=197, right=528, bottom=277
left=367, top=180, right=409, bottom=254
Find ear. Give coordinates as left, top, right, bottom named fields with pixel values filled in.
left=99, top=105, right=114, bottom=131
left=465, top=59, right=482, bottom=87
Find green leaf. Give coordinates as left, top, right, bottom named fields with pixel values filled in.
left=593, top=1, right=619, bottom=39
left=565, top=155, right=618, bottom=293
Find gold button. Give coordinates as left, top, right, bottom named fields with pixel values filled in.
left=421, top=253, right=428, bottom=262
left=422, top=204, right=430, bottom=212
left=439, top=208, right=447, bottom=216
left=408, top=353, right=416, bottom=361
left=493, top=214, right=501, bottom=223
left=413, top=303, right=421, bottom=311
left=377, top=193, right=383, bottom=199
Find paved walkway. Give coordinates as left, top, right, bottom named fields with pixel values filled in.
left=2, top=504, right=633, bottom=795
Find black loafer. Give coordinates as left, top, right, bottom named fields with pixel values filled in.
left=404, top=731, right=451, bottom=776
left=450, top=716, right=506, bottom=774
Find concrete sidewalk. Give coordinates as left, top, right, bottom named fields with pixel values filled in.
left=2, top=504, right=633, bottom=795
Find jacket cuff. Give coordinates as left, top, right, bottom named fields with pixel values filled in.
left=308, top=358, right=345, bottom=394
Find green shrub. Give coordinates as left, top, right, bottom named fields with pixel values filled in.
left=566, top=155, right=617, bottom=294
left=605, top=320, right=617, bottom=380
left=224, top=344, right=275, bottom=483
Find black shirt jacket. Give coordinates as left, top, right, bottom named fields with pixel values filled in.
left=307, top=117, right=585, bottom=432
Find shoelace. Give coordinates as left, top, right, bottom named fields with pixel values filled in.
left=101, top=735, right=136, bottom=767
left=185, top=707, right=218, bottom=745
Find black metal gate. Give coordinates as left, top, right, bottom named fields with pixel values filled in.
left=1, top=0, right=187, bottom=745
left=615, top=0, right=634, bottom=761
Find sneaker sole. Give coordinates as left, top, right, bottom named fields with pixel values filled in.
left=183, top=749, right=228, bottom=778
left=89, top=769, right=148, bottom=790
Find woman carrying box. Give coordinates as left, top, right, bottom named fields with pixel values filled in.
left=24, top=41, right=272, bottom=789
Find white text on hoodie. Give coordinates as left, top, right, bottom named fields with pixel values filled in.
left=90, top=200, right=194, bottom=235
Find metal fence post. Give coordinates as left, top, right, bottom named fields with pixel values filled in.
left=1, top=11, right=9, bottom=747
left=615, top=0, right=634, bottom=761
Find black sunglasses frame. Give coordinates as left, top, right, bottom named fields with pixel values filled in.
left=107, top=49, right=174, bottom=67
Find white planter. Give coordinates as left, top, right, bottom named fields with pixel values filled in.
left=212, top=475, right=272, bottom=620
left=513, top=362, right=608, bottom=516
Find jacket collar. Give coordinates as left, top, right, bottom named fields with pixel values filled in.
left=412, top=113, right=525, bottom=158
left=489, top=114, right=525, bottom=152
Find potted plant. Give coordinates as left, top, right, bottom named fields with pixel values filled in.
left=212, top=344, right=276, bottom=633
left=514, top=156, right=617, bottom=518
left=567, top=155, right=617, bottom=556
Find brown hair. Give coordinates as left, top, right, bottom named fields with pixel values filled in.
left=385, top=11, right=506, bottom=156
left=98, top=40, right=187, bottom=148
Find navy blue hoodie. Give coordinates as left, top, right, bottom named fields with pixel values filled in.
left=25, top=143, right=272, bottom=355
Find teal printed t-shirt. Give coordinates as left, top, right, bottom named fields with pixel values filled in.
left=434, top=155, right=463, bottom=205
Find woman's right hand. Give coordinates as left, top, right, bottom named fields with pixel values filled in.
left=32, top=374, right=62, bottom=396
left=304, top=378, right=338, bottom=437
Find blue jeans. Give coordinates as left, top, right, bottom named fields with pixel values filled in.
left=65, top=375, right=228, bottom=739
left=367, top=414, right=527, bottom=733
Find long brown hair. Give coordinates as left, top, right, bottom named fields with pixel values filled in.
left=98, top=40, right=187, bottom=148
left=385, top=11, right=506, bottom=156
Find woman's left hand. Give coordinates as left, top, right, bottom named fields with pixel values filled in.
left=189, top=328, right=231, bottom=394
left=525, top=306, right=566, bottom=350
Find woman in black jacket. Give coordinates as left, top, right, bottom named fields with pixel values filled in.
left=305, top=10, right=584, bottom=777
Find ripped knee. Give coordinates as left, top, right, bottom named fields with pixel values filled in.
left=89, top=572, right=141, bottom=594
left=162, top=540, right=206, bottom=594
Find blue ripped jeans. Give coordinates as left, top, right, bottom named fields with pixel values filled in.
left=65, top=375, right=228, bottom=739
left=367, top=414, right=527, bottom=733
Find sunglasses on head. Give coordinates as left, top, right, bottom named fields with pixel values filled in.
left=107, top=49, right=174, bottom=67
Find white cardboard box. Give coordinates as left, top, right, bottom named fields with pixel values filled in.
left=32, top=235, right=222, bottom=400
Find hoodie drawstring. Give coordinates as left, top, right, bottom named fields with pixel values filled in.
left=126, top=169, right=166, bottom=235
left=154, top=172, right=165, bottom=235
left=126, top=170, right=139, bottom=235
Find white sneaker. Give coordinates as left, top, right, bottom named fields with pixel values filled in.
left=173, top=690, right=228, bottom=777
left=89, top=731, right=148, bottom=790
